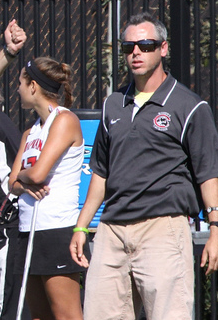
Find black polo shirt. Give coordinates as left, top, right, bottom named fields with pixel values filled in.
left=90, top=73, right=218, bottom=222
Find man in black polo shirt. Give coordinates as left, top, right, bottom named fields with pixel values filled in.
left=70, top=12, right=218, bottom=320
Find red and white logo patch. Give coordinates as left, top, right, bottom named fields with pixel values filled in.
left=153, top=112, right=171, bottom=131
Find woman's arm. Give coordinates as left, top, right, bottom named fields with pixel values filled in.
left=9, top=129, right=30, bottom=194
left=9, top=129, right=50, bottom=200
left=16, top=111, right=82, bottom=185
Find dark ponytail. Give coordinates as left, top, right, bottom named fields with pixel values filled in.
left=23, top=56, right=73, bottom=109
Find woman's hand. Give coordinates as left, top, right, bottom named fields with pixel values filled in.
left=20, top=181, right=50, bottom=200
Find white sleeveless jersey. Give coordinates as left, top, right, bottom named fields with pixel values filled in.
left=18, top=107, right=84, bottom=232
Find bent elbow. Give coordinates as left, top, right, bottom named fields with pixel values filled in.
left=28, top=170, right=46, bottom=185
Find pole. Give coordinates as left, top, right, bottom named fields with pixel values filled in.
left=16, top=200, right=40, bottom=320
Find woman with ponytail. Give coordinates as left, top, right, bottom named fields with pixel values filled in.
left=9, top=57, right=90, bottom=320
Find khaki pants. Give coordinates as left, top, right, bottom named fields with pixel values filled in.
left=84, top=216, right=194, bottom=320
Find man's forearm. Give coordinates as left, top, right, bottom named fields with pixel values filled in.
left=76, top=172, right=106, bottom=228
left=200, top=177, right=218, bottom=224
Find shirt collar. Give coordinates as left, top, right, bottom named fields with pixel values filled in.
left=123, top=72, right=177, bottom=108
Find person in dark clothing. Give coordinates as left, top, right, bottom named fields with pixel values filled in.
left=0, top=20, right=30, bottom=320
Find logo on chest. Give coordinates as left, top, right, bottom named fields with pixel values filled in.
left=153, top=112, right=171, bottom=131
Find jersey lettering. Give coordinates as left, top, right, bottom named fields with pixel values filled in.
left=24, top=138, right=42, bottom=152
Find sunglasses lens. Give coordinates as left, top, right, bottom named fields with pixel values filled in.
left=121, top=42, right=134, bottom=54
left=121, top=40, right=162, bottom=54
left=138, top=43, right=155, bottom=52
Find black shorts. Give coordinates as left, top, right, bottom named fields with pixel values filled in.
left=14, top=226, right=91, bottom=275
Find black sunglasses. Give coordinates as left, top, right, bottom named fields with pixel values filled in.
left=121, top=39, right=163, bottom=54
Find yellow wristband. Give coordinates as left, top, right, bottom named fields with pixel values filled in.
left=73, top=227, right=89, bottom=234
